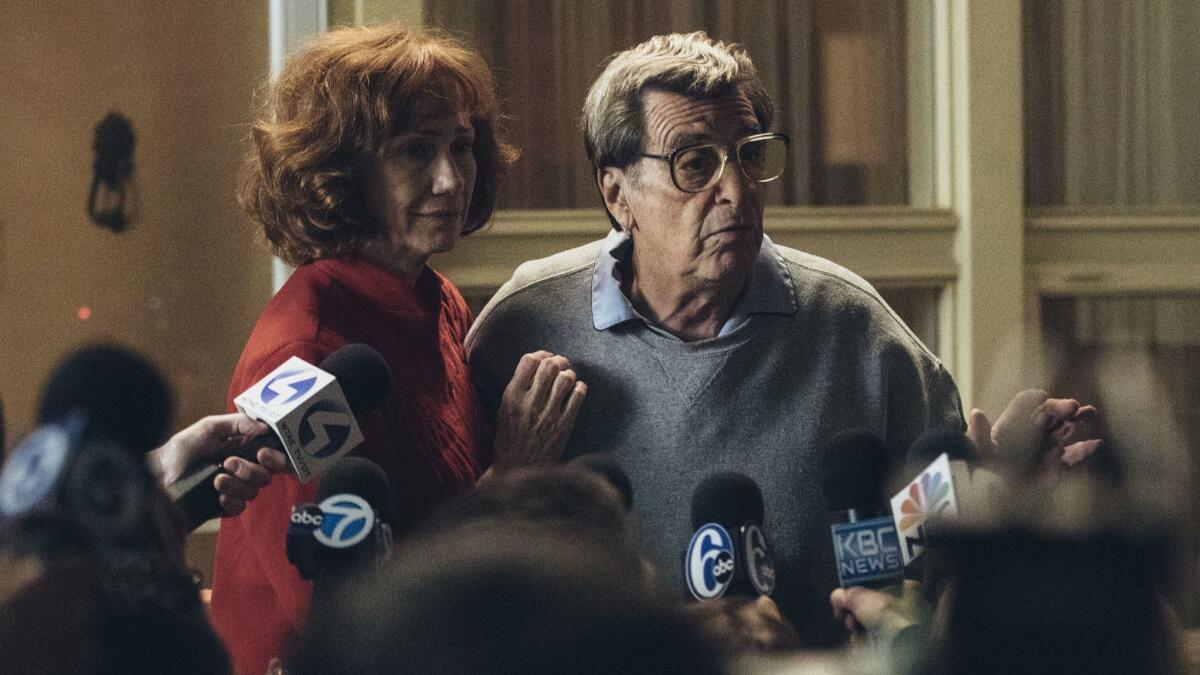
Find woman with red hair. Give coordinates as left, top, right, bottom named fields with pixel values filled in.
left=213, top=24, right=586, bottom=673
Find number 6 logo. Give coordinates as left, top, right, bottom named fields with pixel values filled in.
left=685, top=523, right=734, bottom=600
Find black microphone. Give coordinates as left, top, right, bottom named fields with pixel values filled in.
left=168, top=344, right=391, bottom=530
left=569, top=454, right=634, bottom=510
left=288, top=457, right=392, bottom=612
left=37, top=343, right=174, bottom=455
left=0, top=415, right=157, bottom=551
left=17, top=344, right=178, bottom=549
left=822, top=429, right=892, bottom=521
left=820, top=429, right=904, bottom=589
left=905, top=428, right=978, bottom=471
left=683, top=472, right=776, bottom=600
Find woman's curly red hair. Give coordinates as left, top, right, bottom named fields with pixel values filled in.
left=240, top=23, right=517, bottom=266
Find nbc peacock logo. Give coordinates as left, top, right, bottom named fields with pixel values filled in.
left=897, top=469, right=953, bottom=531
left=890, top=453, right=959, bottom=564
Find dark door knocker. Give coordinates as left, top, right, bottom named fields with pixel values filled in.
left=88, top=112, right=135, bottom=232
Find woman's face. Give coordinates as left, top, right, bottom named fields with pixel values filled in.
left=363, top=108, right=477, bottom=262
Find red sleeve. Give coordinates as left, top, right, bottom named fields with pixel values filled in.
left=211, top=339, right=334, bottom=675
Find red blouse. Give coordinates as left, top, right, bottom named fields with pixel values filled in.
left=210, top=257, right=490, bottom=675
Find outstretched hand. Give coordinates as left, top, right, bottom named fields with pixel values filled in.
left=149, top=413, right=291, bottom=516
left=966, top=389, right=1101, bottom=475
left=491, top=351, right=588, bottom=473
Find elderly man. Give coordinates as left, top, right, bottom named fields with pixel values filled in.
left=466, top=32, right=963, bottom=645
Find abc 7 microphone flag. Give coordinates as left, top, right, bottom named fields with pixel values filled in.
left=287, top=492, right=391, bottom=580
left=234, top=356, right=364, bottom=483
left=290, top=494, right=377, bottom=549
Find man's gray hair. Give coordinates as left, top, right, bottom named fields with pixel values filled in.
left=582, top=31, right=774, bottom=173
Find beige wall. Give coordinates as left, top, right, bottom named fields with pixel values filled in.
left=0, top=2, right=273, bottom=449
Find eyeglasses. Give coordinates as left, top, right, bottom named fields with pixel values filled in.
left=638, top=132, right=790, bottom=193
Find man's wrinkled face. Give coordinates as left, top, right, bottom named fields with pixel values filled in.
left=616, top=89, right=765, bottom=285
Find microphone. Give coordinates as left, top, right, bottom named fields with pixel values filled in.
left=820, top=429, right=904, bottom=589
left=684, top=472, right=776, bottom=601
left=167, top=344, right=391, bottom=530
left=0, top=416, right=85, bottom=520
left=286, top=457, right=392, bottom=591
left=0, top=415, right=157, bottom=550
left=569, top=454, right=634, bottom=510
left=37, top=343, right=173, bottom=454
left=890, top=428, right=1005, bottom=566
left=906, top=428, right=978, bottom=468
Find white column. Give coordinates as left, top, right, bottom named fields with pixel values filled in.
left=269, top=0, right=328, bottom=293
left=942, top=0, right=1026, bottom=414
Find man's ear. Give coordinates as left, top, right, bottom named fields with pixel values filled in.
left=598, top=167, right=635, bottom=231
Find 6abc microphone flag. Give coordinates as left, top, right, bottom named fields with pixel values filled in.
left=0, top=412, right=155, bottom=548
left=684, top=472, right=777, bottom=601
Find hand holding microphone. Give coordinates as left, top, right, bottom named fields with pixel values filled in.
left=148, top=413, right=290, bottom=517
left=165, top=344, right=391, bottom=530
left=829, top=582, right=921, bottom=642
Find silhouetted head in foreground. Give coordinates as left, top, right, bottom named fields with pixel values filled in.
left=292, top=525, right=727, bottom=675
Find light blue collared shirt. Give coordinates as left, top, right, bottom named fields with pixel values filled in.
left=590, top=228, right=797, bottom=336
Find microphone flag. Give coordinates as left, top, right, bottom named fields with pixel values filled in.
left=890, top=452, right=959, bottom=565
left=234, top=356, right=364, bottom=482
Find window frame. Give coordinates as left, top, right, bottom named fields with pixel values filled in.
left=284, top=0, right=1200, bottom=414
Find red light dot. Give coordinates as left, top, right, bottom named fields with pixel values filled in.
left=77, top=306, right=92, bottom=321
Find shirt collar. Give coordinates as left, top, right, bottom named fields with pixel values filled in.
left=590, top=228, right=797, bottom=332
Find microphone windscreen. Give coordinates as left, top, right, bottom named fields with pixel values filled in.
left=690, top=472, right=763, bottom=530
left=319, top=344, right=391, bottom=415
left=570, top=454, right=633, bottom=509
left=820, top=429, right=890, bottom=511
left=58, top=436, right=154, bottom=543
left=37, top=343, right=173, bottom=454
left=316, top=456, right=391, bottom=516
left=908, top=428, right=978, bottom=466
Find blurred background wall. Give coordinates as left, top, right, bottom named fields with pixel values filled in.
left=0, top=2, right=272, bottom=443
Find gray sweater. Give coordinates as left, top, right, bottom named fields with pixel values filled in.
left=465, top=236, right=963, bottom=646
